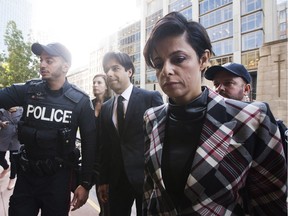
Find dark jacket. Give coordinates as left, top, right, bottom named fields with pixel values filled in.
left=99, top=86, right=163, bottom=194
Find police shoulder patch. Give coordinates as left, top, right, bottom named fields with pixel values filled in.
left=70, top=84, right=89, bottom=96
left=26, top=79, right=46, bottom=94
left=65, top=85, right=88, bottom=103
left=25, top=78, right=43, bottom=85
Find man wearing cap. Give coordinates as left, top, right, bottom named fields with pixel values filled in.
left=0, top=42, right=96, bottom=215
left=205, top=62, right=252, bottom=101
left=205, top=62, right=287, bottom=158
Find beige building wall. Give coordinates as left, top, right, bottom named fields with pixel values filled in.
left=257, top=39, right=288, bottom=125
left=67, top=66, right=93, bottom=98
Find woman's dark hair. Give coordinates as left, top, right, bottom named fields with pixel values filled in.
left=143, top=12, right=212, bottom=68
left=102, top=51, right=135, bottom=78
left=93, top=73, right=112, bottom=98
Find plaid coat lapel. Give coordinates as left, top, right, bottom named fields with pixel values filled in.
left=185, top=90, right=237, bottom=203
left=144, top=104, right=168, bottom=189
left=144, top=89, right=238, bottom=209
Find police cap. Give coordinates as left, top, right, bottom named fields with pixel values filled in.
left=32, top=42, right=72, bottom=65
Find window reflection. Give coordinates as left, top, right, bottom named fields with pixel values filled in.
left=241, top=11, right=263, bottom=33
left=169, top=0, right=192, bottom=13
left=212, top=38, right=233, bottom=56
left=242, top=30, right=263, bottom=51
left=241, top=0, right=262, bottom=15
left=200, top=4, right=232, bottom=28
left=207, top=21, right=233, bottom=42
left=200, top=0, right=232, bottom=15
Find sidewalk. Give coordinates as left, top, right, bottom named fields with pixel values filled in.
left=0, top=165, right=99, bottom=216
left=0, top=169, right=13, bottom=216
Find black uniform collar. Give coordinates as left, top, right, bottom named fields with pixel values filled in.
left=44, top=79, right=70, bottom=95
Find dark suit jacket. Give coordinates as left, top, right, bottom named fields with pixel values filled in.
left=99, top=86, right=163, bottom=194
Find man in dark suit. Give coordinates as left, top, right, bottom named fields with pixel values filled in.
left=98, top=51, right=163, bottom=216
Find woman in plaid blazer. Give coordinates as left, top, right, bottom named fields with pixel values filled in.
left=142, top=12, right=287, bottom=216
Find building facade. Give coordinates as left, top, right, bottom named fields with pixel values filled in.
left=67, top=66, right=93, bottom=98
left=278, top=1, right=288, bottom=39
left=78, top=0, right=287, bottom=123
left=257, top=38, right=287, bottom=124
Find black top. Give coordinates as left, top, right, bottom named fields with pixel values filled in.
left=162, top=87, right=208, bottom=212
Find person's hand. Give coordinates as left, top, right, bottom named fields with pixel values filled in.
left=0, top=121, right=9, bottom=128
left=98, top=184, right=109, bottom=203
left=70, top=185, right=89, bottom=211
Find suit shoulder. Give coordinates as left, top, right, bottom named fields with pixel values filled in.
left=134, top=87, right=160, bottom=96
left=101, top=97, right=114, bottom=109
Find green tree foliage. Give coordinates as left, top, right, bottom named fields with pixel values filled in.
left=0, top=21, right=39, bottom=87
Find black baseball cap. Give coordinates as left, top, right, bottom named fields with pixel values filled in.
left=31, top=42, right=72, bottom=65
left=205, top=62, right=251, bottom=84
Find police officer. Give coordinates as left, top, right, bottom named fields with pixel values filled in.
left=0, top=42, right=96, bottom=215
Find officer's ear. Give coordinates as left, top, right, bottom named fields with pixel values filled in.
left=62, top=62, right=70, bottom=73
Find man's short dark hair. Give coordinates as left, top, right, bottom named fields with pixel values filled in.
left=102, top=51, right=135, bottom=77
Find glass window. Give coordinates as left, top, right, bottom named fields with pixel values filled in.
left=147, top=0, right=163, bottom=16
left=146, top=70, right=157, bottom=84
left=146, top=10, right=163, bottom=38
left=200, top=15, right=209, bottom=27
left=169, top=0, right=192, bottom=12
left=241, top=11, right=263, bottom=33
left=210, top=56, right=233, bottom=66
left=212, top=38, right=233, bottom=56
left=241, top=50, right=259, bottom=70
left=132, top=73, right=140, bottom=86
left=279, top=10, right=286, bottom=21
left=279, top=22, right=286, bottom=32
left=207, top=21, right=233, bottom=42
left=200, top=4, right=232, bottom=28
left=241, top=0, right=262, bottom=15
left=242, top=30, right=263, bottom=51
left=180, top=7, right=192, bottom=21
left=200, top=0, right=232, bottom=15
left=200, top=0, right=209, bottom=14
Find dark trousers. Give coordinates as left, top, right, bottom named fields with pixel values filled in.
left=95, top=184, right=110, bottom=216
left=0, top=150, right=17, bottom=179
left=9, top=150, right=17, bottom=179
left=9, top=167, right=73, bottom=216
left=0, top=151, right=9, bottom=170
left=109, top=173, right=143, bottom=216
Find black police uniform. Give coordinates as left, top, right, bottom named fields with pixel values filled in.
left=0, top=79, right=96, bottom=216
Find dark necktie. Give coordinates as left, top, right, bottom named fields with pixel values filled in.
left=117, top=95, right=124, bottom=136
